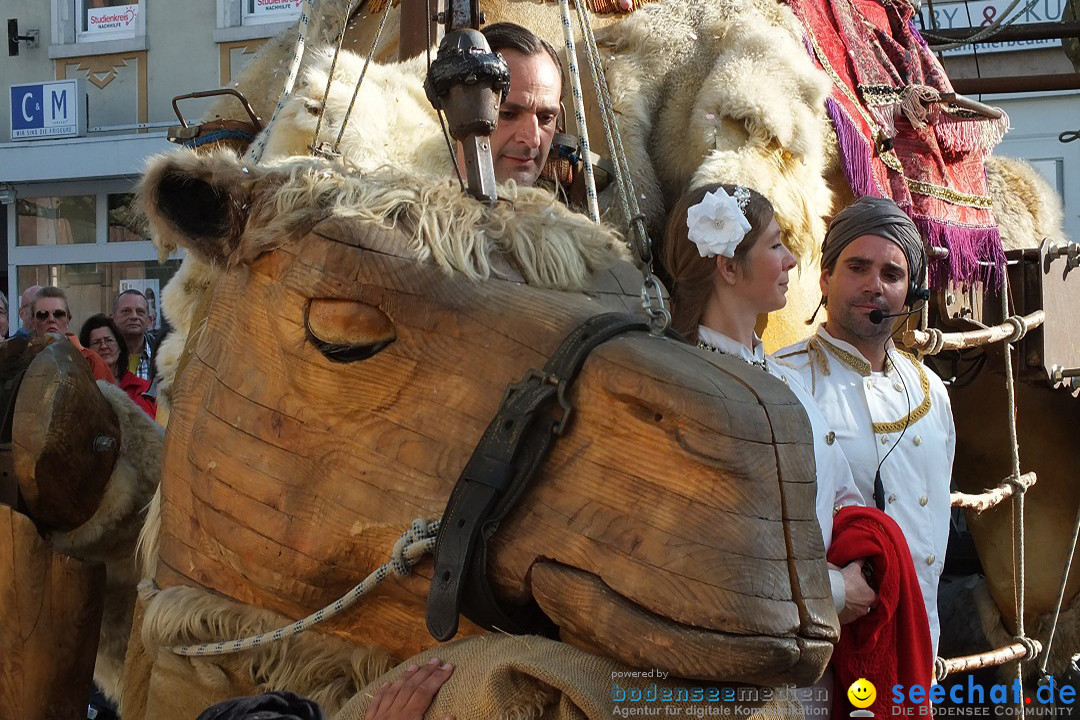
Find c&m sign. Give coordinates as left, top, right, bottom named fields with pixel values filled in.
left=9, top=80, right=86, bottom=141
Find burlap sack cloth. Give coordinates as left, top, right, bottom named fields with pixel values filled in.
left=334, top=634, right=804, bottom=720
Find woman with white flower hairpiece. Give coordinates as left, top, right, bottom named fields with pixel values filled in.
left=664, top=183, right=875, bottom=713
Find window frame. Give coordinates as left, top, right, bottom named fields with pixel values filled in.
left=75, top=0, right=144, bottom=44
left=50, top=0, right=147, bottom=59
left=215, top=0, right=300, bottom=42
left=241, top=0, right=304, bottom=26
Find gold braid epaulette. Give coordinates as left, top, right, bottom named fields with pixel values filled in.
left=810, top=335, right=933, bottom=435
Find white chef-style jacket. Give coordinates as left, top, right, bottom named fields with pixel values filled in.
left=776, top=326, right=955, bottom=654
left=696, top=327, right=865, bottom=609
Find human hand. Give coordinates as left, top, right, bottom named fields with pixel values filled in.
left=364, top=657, right=455, bottom=720
left=834, top=559, right=878, bottom=625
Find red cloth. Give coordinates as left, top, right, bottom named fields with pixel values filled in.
left=66, top=333, right=116, bottom=384
left=785, top=0, right=1008, bottom=289
left=118, top=370, right=157, bottom=420
left=827, top=506, right=933, bottom=718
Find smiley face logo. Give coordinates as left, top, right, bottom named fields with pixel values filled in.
left=847, top=678, right=876, bottom=709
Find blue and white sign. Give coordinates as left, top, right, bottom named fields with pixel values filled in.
left=9, top=80, right=86, bottom=141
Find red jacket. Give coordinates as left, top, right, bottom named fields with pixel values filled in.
left=118, top=370, right=157, bottom=420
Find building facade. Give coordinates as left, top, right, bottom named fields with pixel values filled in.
left=924, top=0, right=1080, bottom=244
left=0, top=0, right=302, bottom=334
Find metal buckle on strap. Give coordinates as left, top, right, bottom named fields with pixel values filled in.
left=504, top=369, right=572, bottom=436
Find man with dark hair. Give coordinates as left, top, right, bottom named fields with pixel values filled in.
left=112, top=288, right=156, bottom=381
left=777, top=196, right=955, bottom=655
left=458, top=22, right=564, bottom=187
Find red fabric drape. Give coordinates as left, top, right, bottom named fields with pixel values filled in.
left=828, top=506, right=934, bottom=717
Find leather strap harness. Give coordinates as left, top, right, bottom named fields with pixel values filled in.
left=426, top=312, right=674, bottom=640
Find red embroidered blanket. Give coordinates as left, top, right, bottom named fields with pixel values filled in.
left=786, top=0, right=1008, bottom=288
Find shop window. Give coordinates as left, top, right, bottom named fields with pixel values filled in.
left=50, top=0, right=146, bottom=55
left=16, top=196, right=96, bottom=246
left=77, top=0, right=142, bottom=42
left=107, top=194, right=144, bottom=243
left=242, top=0, right=303, bottom=25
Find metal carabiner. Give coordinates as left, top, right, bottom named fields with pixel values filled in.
left=640, top=273, right=672, bottom=336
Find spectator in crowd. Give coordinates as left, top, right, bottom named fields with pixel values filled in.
left=80, top=314, right=157, bottom=419
left=14, top=284, right=43, bottom=339
left=30, top=286, right=114, bottom=382
left=31, top=285, right=73, bottom=339
left=0, top=292, right=8, bottom=338
left=113, top=289, right=156, bottom=381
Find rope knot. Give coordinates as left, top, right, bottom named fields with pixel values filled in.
left=390, top=518, right=441, bottom=576
left=1004, top=315, right=1029, bottom=343
left=1015, top=635, right=1042, bottom=660
left=926, top=327, right=946, bottom=356
left=1005, top=474, right=1030, bottom=495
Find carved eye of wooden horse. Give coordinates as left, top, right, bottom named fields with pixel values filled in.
left=304, top=298, right=396, bottom=362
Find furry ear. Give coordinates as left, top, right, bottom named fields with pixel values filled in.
left=137, top=149, right=254, bottom=267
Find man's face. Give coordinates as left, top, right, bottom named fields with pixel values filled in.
left=31, top=297, right=70, bottom=337
left=114, top=293, right=151, bottom=339
left=820, top=234, right=909, bottom=346
left=485, top=49, right=562, bottom=186
left=20, top=285, right=41, bottom=330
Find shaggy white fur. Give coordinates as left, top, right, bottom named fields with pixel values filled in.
left=592, top=0, right=834, bottom=260
left=985, top=155, right=1067, bottom=251
left=139, top=149, right=629, bottom=289
left=258, top=51, right=453, bottom=179
left=138, top=583, right=396, bottom=714
left=48, top=380, right=164, bottom=702
left=153, top=255, right=217, bottom=409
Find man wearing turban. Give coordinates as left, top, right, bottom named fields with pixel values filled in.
left=776, top=196, right=956, bottom=655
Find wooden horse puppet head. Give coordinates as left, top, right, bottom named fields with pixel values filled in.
left=136, top=147, right=841, bottom=693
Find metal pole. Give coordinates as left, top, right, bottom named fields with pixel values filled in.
left=951, top=74, right=1080, bottom=94
left=928, top=21, right=1080, bottom=43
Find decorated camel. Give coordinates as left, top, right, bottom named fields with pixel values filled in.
left=182, top=0, right=1080, bottom=672
left=3, top=0, right=1079, bottom=716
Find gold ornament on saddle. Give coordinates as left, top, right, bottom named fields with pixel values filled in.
left=685, top=186, right=752, bottom=258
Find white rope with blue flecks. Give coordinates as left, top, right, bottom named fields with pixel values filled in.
left=248, top=0, right=317, bottom=164
left=166, top=518, right=441, bottom=657
left=558, top=0, right=600, bottom=223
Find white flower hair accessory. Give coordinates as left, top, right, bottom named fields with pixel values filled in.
left=686, top=186, right=753, bottom=258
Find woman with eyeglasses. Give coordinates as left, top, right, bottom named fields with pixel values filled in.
left=79, top=314, right=157, bottom=419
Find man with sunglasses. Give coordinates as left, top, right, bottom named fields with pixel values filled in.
left=30, top=286, right=114, bottom=382
left=31, top=286, right=72, bottom=338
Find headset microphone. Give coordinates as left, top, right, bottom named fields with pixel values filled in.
left=868, top=288, right=931, bottom=324
left=869, top=304, right=924, bottom=324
